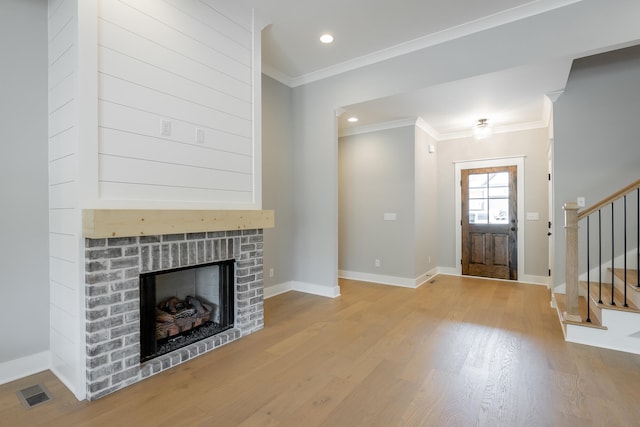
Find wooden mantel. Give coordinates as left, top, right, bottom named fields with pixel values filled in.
left=82, top=209, right=275, bottom=238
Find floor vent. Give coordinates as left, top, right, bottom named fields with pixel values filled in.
left=16, top=384, right=53, bottom=409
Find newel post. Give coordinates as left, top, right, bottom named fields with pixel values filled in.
left=563, top=202, right=582, bottom=322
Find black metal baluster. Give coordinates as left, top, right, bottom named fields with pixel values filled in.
left=611, top=202, right=616, bottom=306
left=598, top=209, right=603, bottom=303
left=586, top=215, right=591, bottom=322
left=624, top=195, right=628, bottom=307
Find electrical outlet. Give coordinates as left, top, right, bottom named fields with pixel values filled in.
left=269, top=268, right=274, bottom=277
left=161, top=120, right=171, bottom=136
left=375, top=259, right=381, bottom=268
left=577, top=196, right=586, bottom=208
left=196, top=127, right=205, bottom=144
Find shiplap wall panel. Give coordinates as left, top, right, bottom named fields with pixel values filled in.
left=100, top=129, right=251, bottom=173
left=100, top=0, right=250, bottom=82
left=98, top=20, right=251, bottom=102
left=49, top=183, right=78, bottom=209
left=49, top=46, right=75, bottom=90
left=48, top=0, right=73, bottom=38
left=97, top=0, right=255, bottom=205
left=49, top=18, right=74, bottom=65
left=49, top=233, right=78, bottom=261
left=198, top=0, right=253, bottom=33
left=122, top=0, right=251, bottom=66
left=48, top=0, right=80, bottom=398
left=49, top=316, right=76, bottom=358
left=99, top=155, right=252, bottom=191
left=99, top=74, right=251, bottom=138
left=99, top=182, right=252, bottom=204
left=51, top=281, right=77, bottom=318
left=49, top=154, right=76, bottom=185
left=50, top=257, right=77, bottom=290
left=49, top=127, right=77, bottom=161
left=49, top=209, right=79, bottom=236
left=99, top=101, right=252, bottom=156
left=49, top=99, right=76, bottom=138
left=49, top=74, right=74, bottom=113
left=99, top=47, right=251, bottom=120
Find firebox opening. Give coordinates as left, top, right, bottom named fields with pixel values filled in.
left=139, top=259, right=235, bottom=362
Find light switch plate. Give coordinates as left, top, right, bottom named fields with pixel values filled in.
left=526, top=212, right=539, bottom=220
left=577, top=196, right=586, bottom=207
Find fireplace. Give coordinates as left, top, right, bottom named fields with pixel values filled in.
left=139, top=260, right=235, bottom=362
left=84, top=229, right=265, bottom=400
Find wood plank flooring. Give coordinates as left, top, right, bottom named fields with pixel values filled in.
left=2, top=275, right=640, bottom=426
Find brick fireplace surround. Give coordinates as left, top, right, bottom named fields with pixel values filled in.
left=83, top=229, right=264, bottom=400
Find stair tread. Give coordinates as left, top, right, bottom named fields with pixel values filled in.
left=610, top=268, right=639, bottom=291
left=554, top=292, right=606, bottom=329
left=580, top=280, right=640, bottom=313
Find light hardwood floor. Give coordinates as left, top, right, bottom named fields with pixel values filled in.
left=2, top=275, right=640, bottom=426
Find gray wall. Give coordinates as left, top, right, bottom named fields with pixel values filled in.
left=414, top=127, right=438, bottom=275
left=414, top=127, right=439, bottom=275
left=553, top=45, right=640, bottom=286
left=0, top=0, right=49, bottom=363
left=262, top=75, right=295, bottom=289
left=287, top=1, right=640, bottom=293
left=436, top=128, right=550, bottom=277
left=339, top=126, right=416, bottom=278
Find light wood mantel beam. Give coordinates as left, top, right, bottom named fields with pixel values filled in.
left=83, top=209, right=275, bottom=238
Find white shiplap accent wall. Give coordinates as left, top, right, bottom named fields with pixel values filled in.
left=46, top=0, right=261, bottom=399
left=97, top=0, right=256, bottom=207
left=48, top=0, right=84, bottom=399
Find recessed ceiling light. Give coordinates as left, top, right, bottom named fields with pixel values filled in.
left=320, top=33, right=334, bottom=44
left=347, top=117, right=358, bottom=123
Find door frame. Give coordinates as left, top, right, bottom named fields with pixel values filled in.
left=454, top=156, right=525, bottom=280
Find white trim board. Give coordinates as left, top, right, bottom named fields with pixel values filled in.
left=454, top=156, right=526, bottom=281
left=338, top=269, right=437, bottom=288
left=0, top=351, right=51, bottom=386
left=263, top=281, right=341, bottom=299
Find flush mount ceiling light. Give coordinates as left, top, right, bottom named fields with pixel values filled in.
left=320, top=33, right=334, bottom=44
left=347, top=117, right=358, bottom=123
left=472, top=118, right=493, bottom=140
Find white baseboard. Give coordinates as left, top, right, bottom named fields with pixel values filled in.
left=0, top=351, right=50, bottom=386
left=264, top=282, right=294, bottom=299
left=339, top=270, right=416, bottom=288
left=436, top=267, right=459, bottom=276
left=519, top=275, right=550, bottom=286
left=264, top=281, right=341, bottom=299
left=339, top=269, right=439, bottom=289
left=292, top=281, right=341, bottom=298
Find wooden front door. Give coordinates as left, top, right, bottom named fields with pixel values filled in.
left=461, top=166, right=517, bottom=280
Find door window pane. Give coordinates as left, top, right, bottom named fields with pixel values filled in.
left=468, top=171, right=509, bottom=225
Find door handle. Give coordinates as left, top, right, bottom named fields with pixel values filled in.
left=547, top=232, right=552, bottom=236
left=511, top=227, right=516, bottom=231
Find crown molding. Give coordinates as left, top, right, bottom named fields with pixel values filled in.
left=339, top=116, right=550, bottom=140
left=415, top=117, right=440, bottom=140
left=338, top=118, right=416, bottom=138
left=266, top=0, right=583, bottom=88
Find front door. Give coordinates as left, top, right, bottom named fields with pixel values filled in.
left=461, top=166, right=517, bottom=280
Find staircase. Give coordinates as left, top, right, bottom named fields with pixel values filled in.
left=553, top=179, right=640, bottom=354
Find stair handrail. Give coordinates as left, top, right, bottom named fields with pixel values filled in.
left=564, top=178, right=640, bottom=323
left=578, top=179, right=640, bottom=220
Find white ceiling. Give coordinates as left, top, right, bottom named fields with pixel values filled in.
left=242, top=0, right=582, bottom=138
